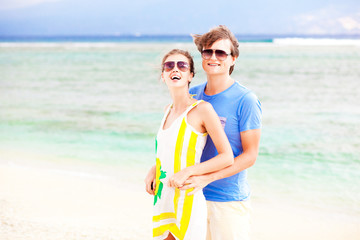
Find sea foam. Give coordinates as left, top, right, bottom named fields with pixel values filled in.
left=273, top=38, right=360, bottom=46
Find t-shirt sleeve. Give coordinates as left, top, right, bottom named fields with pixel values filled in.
left=238, top=92, right=262, bottom=132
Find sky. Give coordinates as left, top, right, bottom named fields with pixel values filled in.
left=0, top=0, right=359, bottom=36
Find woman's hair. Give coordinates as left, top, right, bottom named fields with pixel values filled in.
left=192, top=25, right=239, bottom=75
left=161, top=49, right=195, bottom=77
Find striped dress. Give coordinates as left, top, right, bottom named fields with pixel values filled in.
left=153, top=100, right=207, bottom=240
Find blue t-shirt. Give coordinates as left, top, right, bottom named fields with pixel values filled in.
left=189, top=81, right=262, bottom=202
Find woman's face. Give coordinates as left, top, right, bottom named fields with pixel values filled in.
left=161, top=54, right=193, bottom=89
left=202, top=39, right=236, bottom=76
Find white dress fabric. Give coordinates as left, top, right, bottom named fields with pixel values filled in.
left=153, top=100, right=207, bottom=240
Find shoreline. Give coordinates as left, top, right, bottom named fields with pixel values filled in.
left=0, top=151, right=359, bottom=239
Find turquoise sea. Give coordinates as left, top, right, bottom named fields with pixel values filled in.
left=1, top=37, right=359, bottom=216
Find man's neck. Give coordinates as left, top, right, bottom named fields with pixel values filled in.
left=205, top=74, right=234, bottom=96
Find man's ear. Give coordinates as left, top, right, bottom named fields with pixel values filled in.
left=232, top=56, right=237, bottom=65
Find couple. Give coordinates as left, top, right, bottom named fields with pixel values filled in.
left=145, top=25, right=262, bottom=240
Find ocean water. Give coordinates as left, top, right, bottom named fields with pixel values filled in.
left=1, top=39, right=359, bottom=215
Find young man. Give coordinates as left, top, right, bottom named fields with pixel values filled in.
left=181, top=25, right=262, bottom=240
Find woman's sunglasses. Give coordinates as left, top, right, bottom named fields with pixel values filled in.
left=201, top=49, right=231, bottom=61
left=163, top=61, right=189, bottom=72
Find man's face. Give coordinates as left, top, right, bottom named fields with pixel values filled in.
left=201, top=39, right=236, bottom=76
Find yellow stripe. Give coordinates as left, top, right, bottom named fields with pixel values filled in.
left=174, top=118, right=187, bottom=218
left=154, top=158, right=161, bottom=196
left=186, top=132, right=197, bottom=167
left=191, top=100, right=203, bottom=107
left=153, top=212, right=176, bottom=222
left=179, top=131, right=197, bottom=237
left=153, top=223, right=182, bottom=239
left=175, top=118, right=187, bottom=173
left=180, top=190, right=194, bottom=237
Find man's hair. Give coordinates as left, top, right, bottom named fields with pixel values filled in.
left=161, top=49, right=195, bottom=77
left=193, top=25, right=239, bottom=75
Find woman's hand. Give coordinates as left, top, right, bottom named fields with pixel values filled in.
left=179, top=174, right=213, bottom=195
left=144, top=165, right=156, bottom=195
left=168, top=167, right=193, bottom=188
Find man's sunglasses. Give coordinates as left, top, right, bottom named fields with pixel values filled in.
left=201, top=49, right=231, bottom=61
left=163, top=61, right=189, bottom=72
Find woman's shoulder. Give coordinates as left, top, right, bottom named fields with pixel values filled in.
left=192, top=100, right=214, bottom=115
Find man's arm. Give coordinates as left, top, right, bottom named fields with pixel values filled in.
left=168, top=102, right=234, bottom=188
left=180, top=128, right=261, bottom=195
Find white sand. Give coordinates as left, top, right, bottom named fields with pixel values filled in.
left=0, top=151, right=359, bottom=240
left=251, top=199, right=360, bottom=240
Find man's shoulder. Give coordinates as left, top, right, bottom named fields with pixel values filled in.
left=230, top=82, right=261, bottom=110
left=233, top=81, right=251, bottom=94
left=226, top=81, right=254, bottom=100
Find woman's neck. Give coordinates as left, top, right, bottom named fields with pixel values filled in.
left=170, top=89, right=193, bottom=113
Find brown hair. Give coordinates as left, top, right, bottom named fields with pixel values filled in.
left=193, top=25, right=239, bottom=75
left=161, top=49, right=195, bottom=77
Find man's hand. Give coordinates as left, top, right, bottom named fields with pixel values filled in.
left=144, top=165, right=156, bottom=195
left=179, top=174, right=212, bottom=195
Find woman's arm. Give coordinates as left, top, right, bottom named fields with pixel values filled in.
left=144, top=165, right=156, bottom=195
left=168, top=102, right=234, bottom=188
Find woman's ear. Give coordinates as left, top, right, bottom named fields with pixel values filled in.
left=189, top=73, right=194, bottom=83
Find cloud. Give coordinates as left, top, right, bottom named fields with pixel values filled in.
left=338, top=16, right=360, bottom=31
left=297, top=14, right=316, bottom=22
left=0, top=0, right=60, bottom=10
left=292, top=5, right=360, bottom=34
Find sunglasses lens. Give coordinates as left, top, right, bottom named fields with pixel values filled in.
left=202, top=49, right=230, bottom=61
left=164, top=61, right=189, bottom=72
left=164, top=61, right=175, bottom=72
left=201, top=49, right=213, bottom=60
left=215, top=50, right=229, bottom=60
left=177, top=61, right=189, bottom=72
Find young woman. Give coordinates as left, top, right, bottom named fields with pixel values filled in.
left=145, top=49, right=233, bottom=240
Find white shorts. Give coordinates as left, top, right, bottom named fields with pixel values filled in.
left=206, top=200, right=252, bottom=240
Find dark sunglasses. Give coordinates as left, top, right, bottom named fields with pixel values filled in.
left=201, top=49, right=231, bottom=61
left=163, top=61, right=190, bottom=72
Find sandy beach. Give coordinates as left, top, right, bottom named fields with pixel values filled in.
left=1, top=150, right=359, bottom=240
left=0, top=150, right=153, bottom=240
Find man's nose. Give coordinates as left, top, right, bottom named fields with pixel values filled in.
left=210, top=51, right=217, bottom=60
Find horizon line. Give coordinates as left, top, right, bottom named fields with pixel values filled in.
left=1, top=33, right=360, bottom=37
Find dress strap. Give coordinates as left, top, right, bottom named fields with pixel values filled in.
left=159, top=104, right=173, bottom=129
left=160, top=100, right=204, bottom=130
left=184, top=100, right=204, bottom=115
